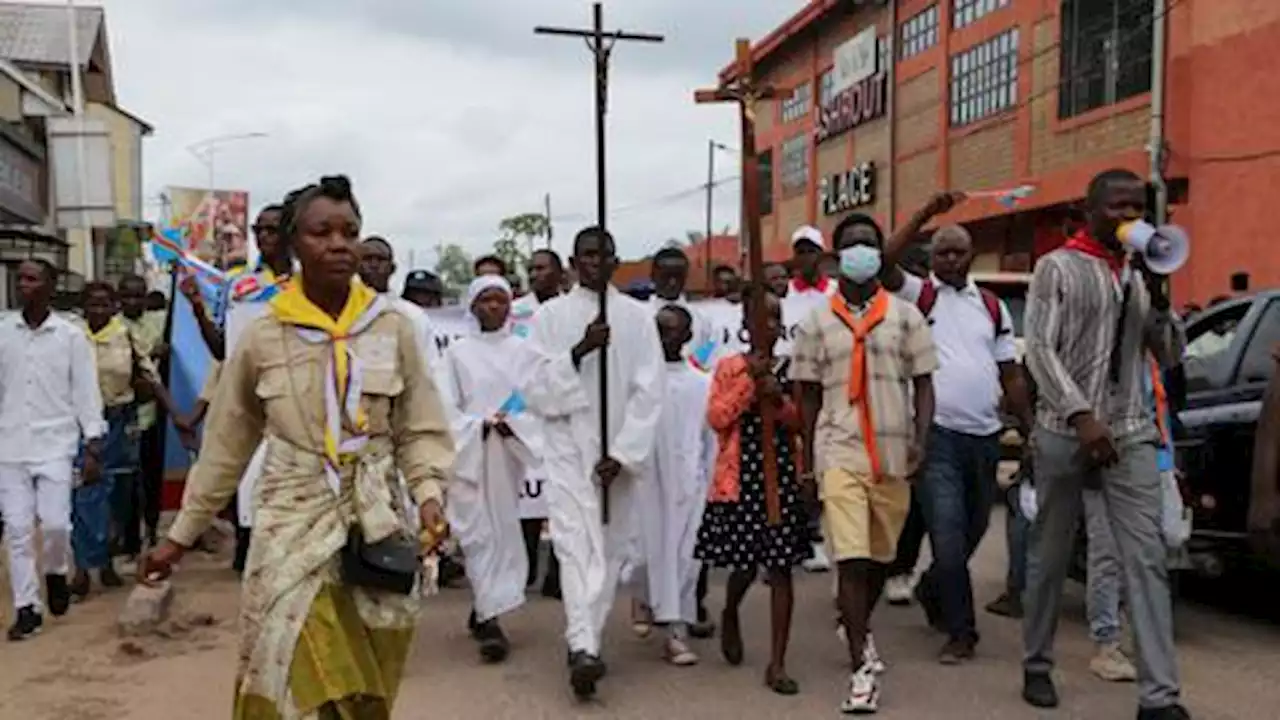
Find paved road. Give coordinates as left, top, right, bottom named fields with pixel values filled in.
left=3, top=509, right=1278, bottom=719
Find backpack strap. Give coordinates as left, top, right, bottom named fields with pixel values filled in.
left=978, top=287, right=1008, bottom=339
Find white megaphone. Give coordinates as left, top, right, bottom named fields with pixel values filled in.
left=1117, top=220, right=1189, bottom=275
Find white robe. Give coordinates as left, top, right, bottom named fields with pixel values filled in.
left=521, top=286, right=664, bottom=655
left=443, top=330, right=542, bottom=622
left=632, top=362, right=717, bottom=625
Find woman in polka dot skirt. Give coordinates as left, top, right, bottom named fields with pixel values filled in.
left=696, top=287, right=812, bottom=696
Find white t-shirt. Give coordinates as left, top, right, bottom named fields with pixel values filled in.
left=898, top=273, right=1017, bottom=436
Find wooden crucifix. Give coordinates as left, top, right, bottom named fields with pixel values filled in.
left=535, top=3, right=663, bottom=524
left=694, top=39, right=783, bottom=525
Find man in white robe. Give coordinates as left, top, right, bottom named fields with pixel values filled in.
left=631, top=304, right=717, bottom=666
left=645, top=247, right=713, bottom=362
left=522, top=226, right=664, bottom=700
left=442, top=276, right=542, bottom=663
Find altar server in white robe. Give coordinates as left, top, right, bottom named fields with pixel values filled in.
left=521, top=226, right=664, bottom=700
left=631, top=304, right=717, bottom=666
left=646, top=247, right=713, bottom=362
left=442, top=275, right=541, bottom=663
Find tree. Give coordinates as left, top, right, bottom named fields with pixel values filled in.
left=491, top=236, right=527, bottom=281
left=434, top=242, right=473, bottom=295
left=498, top=212, right=551, bottom=255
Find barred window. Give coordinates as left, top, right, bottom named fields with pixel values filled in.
left=949, top=28, right=1019, bottom=127
left=899, top=5, right=939, bottom=60
left=953, top=0, right=1010, bottom=30
left=1058, top=0, right=1154, bottom=119
left=780, top=82, right=812, bottom=124
left=780, top=134, right=809, bottom=193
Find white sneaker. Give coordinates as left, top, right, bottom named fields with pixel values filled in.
left=1090, top=642, right=1137, bottom=682
left=840, top=663, right=880, bottom=714
left=884, top=575, right=914, bottom=606
left=863, top=632, right=886, bottom=674
left=803, top=542, right=832, bottom=572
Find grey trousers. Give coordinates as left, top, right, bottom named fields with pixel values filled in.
left=1022, top=428, right=1180, bottom=709
left=1084, top=488, right=1124, bottom=645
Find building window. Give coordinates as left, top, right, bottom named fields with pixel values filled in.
left=1058, top=0, right=1154, bottom=119
left=758, top=148, right=774, bottom=215
left=780, top=134, right=809, bottom=195
left=899, top=5, right=939, bottom=60
left=949, top=28, right=1019, bottom=127
left=953, top=0, right=1010, bottom=30
left=780, top=82, right=812, bottom=124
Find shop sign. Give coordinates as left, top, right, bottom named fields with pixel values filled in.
left=820, top=161, right=875, bottom=215
left=816, top=72, right=887, bottom=144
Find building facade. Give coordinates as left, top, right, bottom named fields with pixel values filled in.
left=719, top=0, right=1280, bottom=302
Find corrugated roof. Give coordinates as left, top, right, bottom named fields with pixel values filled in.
left=0, top=3, right=103, bottom=67
left=718, top=0, right=837, bottom=83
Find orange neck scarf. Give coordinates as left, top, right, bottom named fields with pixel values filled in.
left=1150, top=357, right=1169, bottom=445
left=829, top=288, right=891, bottom=479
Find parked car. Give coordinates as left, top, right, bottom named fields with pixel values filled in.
left=1170, top=290, right=1280, bottom=578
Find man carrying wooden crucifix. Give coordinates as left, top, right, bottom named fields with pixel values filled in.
left=793, top=213, right=938, bottom=714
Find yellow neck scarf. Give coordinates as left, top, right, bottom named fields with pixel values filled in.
left=86, top=315, right=125, bottom=344
left=270, top=276, right=382, bottom=484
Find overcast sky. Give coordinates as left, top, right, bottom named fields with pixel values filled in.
left=94, top=0, right=793, bottom=273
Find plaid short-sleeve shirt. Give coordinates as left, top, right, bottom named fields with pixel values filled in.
left=791, top=292, right=938, bottom=478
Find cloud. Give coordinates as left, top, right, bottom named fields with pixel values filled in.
left=98, top=0, right=792, bottom=276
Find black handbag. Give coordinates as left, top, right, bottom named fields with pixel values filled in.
left=339, top=526, right=420, bottom=596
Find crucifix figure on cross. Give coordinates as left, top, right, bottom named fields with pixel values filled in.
left=694, top=39, right=786, bottom=525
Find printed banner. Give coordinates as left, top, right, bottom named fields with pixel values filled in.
left=167, top=186, right=251, bottom=267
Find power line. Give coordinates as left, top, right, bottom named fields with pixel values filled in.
left=550, top=174, right=740, bottom=223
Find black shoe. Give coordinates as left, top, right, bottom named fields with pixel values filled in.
left=568, top=651, right=605, bottom=700
left=1137, top=704, right=1191, bottom=720
left=7, top=606, right=43, bottom=641
left=914, top=577, right=945, bottom=633
left=541, top=582, right=562, bottom=600
left=100, top=565, right=124, bottom=588
left=1022, top=671, right=1060, bottom=709
left=466, top=609, right=479, bottom=638
left=69, top=571, right=91, bottom=599
left=45, top=574, right=70, bottom=617
left=985, top=591, right=1024, bottom=619
left=475, top=620, right=511, bottom=664
left=938, top=637, right=976, bottom=665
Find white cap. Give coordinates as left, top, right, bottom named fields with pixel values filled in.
left=791, top=225, right=825, bottom=250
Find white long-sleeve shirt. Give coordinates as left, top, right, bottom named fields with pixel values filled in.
left=0, top=311, right=106, bottom=463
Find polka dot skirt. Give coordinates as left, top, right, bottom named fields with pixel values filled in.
left=695, top=412, right=812, bottom=573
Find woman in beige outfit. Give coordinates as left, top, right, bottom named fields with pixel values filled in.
left=144, top=175, right=454, bottom=719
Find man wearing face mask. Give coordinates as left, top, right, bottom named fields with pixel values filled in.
left=1019, top=169, right=1186, bottom=719
left=793, top=214, right=937, bottom=714
left=877, top=194, right=1035, bottom=665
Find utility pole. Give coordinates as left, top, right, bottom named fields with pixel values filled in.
left=704, top=140, right=731, bottom=293
left=544, top=192, right=554, bottom=250
left=534, top=2, right=663, bottom=524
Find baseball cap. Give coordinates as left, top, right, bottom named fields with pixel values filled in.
left=791, top=225, right=825, bottom=251
left=402, top=269, right=442, bottom=295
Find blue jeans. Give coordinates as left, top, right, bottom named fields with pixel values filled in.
left=917, top=425, right=1000, bottom=642
left=1006, top=482, right=1030, bottom=595
left=71, top=405, right=137, bottom=569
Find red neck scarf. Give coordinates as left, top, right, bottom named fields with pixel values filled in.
left=791, top=274, right=831, bottom=294
left=1063, top=230, right=1125, bottom=277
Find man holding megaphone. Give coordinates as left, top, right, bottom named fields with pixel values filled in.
left=1020, top=168, right=1190, bottom=720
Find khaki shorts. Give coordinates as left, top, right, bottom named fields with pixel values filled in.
left=820, top=467, right=911, bottom=564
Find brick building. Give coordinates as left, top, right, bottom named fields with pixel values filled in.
left=717, top=0, right=1280, bottom=302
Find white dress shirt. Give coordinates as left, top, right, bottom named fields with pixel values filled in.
left=0, top=311, right=106, bottom=463
left=898, top=273, right=1017, bottom=436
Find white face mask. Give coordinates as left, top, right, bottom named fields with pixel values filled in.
left=839, top=244, right=882, bottom=283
